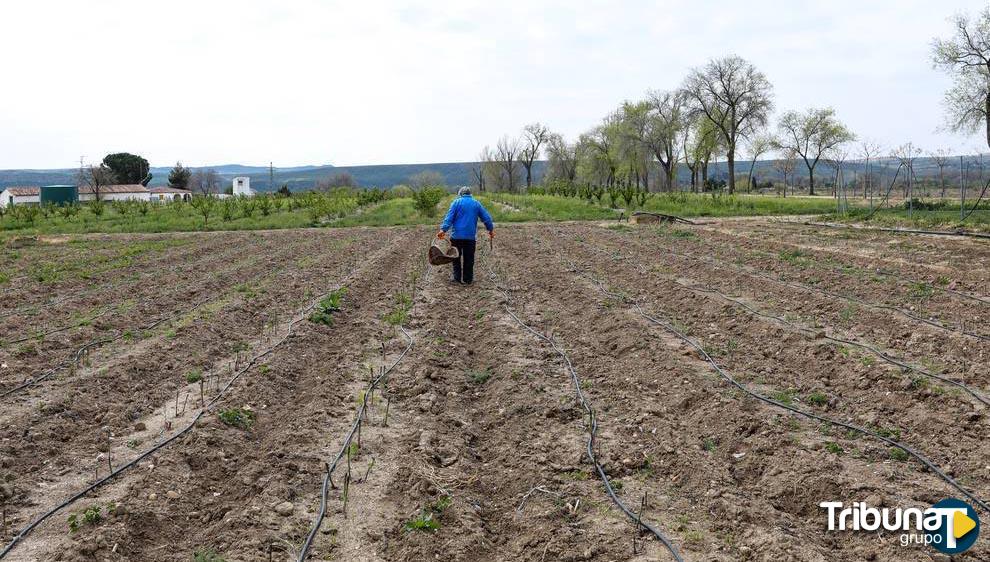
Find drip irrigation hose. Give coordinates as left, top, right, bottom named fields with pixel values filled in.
left=0, top=240, right=400, bottom=559
left=553, top=248, right=990, bottom=515
left=960, top=177, right=990, bottom=223
left=568, top=235, right=990, bottom=409
left=483, top=245, right=685, bottom=562
left=297, top=324, right=415, bottom=561
left=659, top=246, right=990, bottom=343
left=0, top=294, right=213, bottom=401
left=798, top=220, right=990, bottom=240
left=863, top=162, right=905, bottom=220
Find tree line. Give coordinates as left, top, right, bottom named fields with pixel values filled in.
left=474, top=8, right=990, bottom=199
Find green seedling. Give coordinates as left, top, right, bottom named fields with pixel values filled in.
left=193, top=549, right=227, bottom=562
left=825, top=441, right=843, bottom=455
left=404, top=511, right=440, bottom=532
left=702, top=437, right=717, bottom=452
left=806, top=391, right=828, bottom=406
left=218, top=408, right=254, bottom=429
left=185, top=370, right=203, bottom=384
left=467, top=368, right=491, bottom=384
left=310, top=287, right=347, bottom=325
left=889, top=447, right=910, bottom=462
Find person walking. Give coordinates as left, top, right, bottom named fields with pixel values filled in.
left=437, top=187, right=494, bottom=285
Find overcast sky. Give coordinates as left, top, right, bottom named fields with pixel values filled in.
left=0, top=0, right=983, bottom=169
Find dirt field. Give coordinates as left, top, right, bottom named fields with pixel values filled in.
left=1, top=219, right=988, bottom=561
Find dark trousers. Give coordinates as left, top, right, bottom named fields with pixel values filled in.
left=450, top=238, right=477, bottom=284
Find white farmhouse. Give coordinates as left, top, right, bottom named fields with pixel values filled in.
left=232, top=177, right=255, bottom=197
left=78, top=185, right=152, bottom=202
left=0, top=187, right=42, bottom=206
left=0, top=184, right=153, bottom=206
left=149, top=186, right=192, bottom=202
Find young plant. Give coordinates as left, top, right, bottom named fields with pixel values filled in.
left=309, top=287, right=347, bottom=326
left=218, top=408, right=255, bottom=430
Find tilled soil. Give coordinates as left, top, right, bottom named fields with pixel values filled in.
left=1, top=220, right=988, bottom=561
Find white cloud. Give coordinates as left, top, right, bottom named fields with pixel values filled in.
left=0, top=0, right=981, bottom=168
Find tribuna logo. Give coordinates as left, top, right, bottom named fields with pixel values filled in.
left=820, top=499, right=979, bottom=553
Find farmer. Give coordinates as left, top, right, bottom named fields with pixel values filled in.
left=437, top=187, right=494, bottom=285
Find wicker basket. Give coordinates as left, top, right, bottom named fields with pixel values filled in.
left=428, top=238, right=460, bottom=265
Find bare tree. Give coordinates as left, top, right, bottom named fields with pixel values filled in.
left=929, top=147, right=953, bottom=197
left=190, top=168, right=221, bottom=195
left=893, top=143, right=923, bottom=200
left=745, top=132, right=775, bottom=192
left=470, top=147, right=492, bottom=191
left=932, top=8, right=990, bottom=149
left=858, top=140, right=883, bottom=199
left=315, top=172, right=357, bottom=191
left=408, top=170, right=446, bottom=189
left=772, top=150, right=798, bottom=197
left=77, top=164, right=117, bottom=202
left=772, top=107, right=855, bottom=196
left=682, top=55, right=774, bottom=193
left=492, top=136, right=523, bottom=192
left=544, top=133, right=578, bottom=184
left=520, top=123, right=550, bottom=189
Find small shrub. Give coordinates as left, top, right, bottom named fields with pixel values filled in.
left=309, top=287, right=346, bottom=325
left=467, top=368, right=491, bottom=384
left=411, top=187, right=447, bottom=217
left=218, top=408, right=255, bottom=429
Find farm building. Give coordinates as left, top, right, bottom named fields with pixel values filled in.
left=149, top=186, right=192, bottom=202
left=0, top=186, right=42, bottom=206
left=232, top=176, right=255, bottom=197
left=0, top=184, right=153, bottom=206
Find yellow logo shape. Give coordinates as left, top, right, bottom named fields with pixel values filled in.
left=954, top=511, right=977, bottom=539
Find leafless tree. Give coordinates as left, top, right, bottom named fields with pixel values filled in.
left=470, top=147, right=492, bottom=191
left=190, top=168, right=221, bottom=195
left=932, top=8, right=990, bottom=149
left=77, top=164, right=117, bottom=202
left=772, top=150, right=798, bottom=197
left=408, top=170, right=446, bottom=189
left=893, top=143, right=923, bottom=199
left=744, top=132, right=774, bottom=192
left=492, top=136, right=523, bottom=192
left=681, top=55, right=774, bottom=193
left=315, top=172, right=357, bottom=191
left=929, top=148, right=953, bottom=197
left=519, top=123, right=550, bottom=189
left=858, top=140, right=883, bottom=199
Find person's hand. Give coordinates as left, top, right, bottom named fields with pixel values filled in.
left=488, top=229, right=495, bottom=239
left=437, top=230, right=445, bottom=240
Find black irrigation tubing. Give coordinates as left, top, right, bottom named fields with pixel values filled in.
left=566, top=260, right=990, bottom=516
left=0, top=293, right=215, bottom=402
left=863, top=162, right=905, bottom=220
left=569, top=236, right=990, bottom=409
left=297, top=324, right=416, bottom=561
left=0, top=243, right=391, bottom=559
left=659, top=246, right=990, bottom=343
left=961, top=177, right=990, bottom=223
left=799, top=221, right=990, bottom=241
left=298, top=259, right=429, bottom=561
left=483, top=247, right=685, bottom=562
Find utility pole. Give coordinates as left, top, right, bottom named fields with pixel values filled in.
left=269, top=162, right=274, bottom=192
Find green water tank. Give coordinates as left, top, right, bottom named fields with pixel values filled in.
left=40, top=185, right=79, bottom=205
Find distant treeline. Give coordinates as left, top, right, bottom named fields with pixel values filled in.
left=3, top=155, right=989, bottom=192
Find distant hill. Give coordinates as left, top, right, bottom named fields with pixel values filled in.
left=0, top=156, right=977, bottom=192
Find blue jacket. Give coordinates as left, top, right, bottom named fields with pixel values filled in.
left=440, top=194, right=494, bottom=240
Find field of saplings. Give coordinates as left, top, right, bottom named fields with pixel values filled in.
left=1, top=219, right=989, bottom=561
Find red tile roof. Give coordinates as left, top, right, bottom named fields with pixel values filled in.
left=4, top=186, right=40, bottom=196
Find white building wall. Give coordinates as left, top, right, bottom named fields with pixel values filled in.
left=232, top=177, right=253, bottom=197
left=2, top=193, right=41, bottom=206
left=78, top=192, right=151, bottom=203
